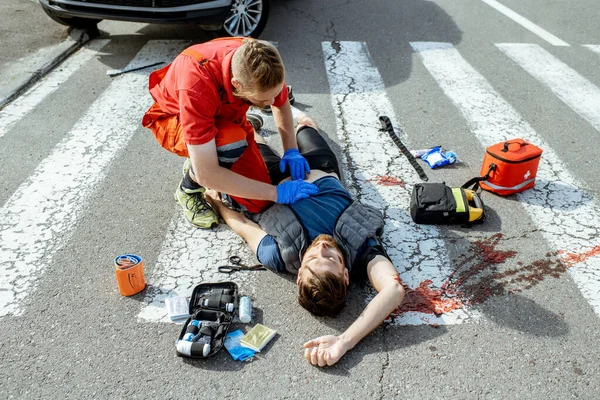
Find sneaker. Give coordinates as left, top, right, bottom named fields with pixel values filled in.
left=174, top=183, right=219, bottom=229
left=246, top=112, right=264, bottom=132
left=182, top=158, right=192, bottom=177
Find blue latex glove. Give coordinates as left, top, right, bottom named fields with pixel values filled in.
left=276, top=180, right=319, bottom=204
left=280, top=149, right=311, bottom=181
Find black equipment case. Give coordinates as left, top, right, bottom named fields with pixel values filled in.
left=410, top=182, right=485, bottom=225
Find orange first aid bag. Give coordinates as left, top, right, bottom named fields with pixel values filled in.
left=479, top=139, right=543, bottom=196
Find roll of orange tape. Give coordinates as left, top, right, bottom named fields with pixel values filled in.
left=115, top=254, right=146, bottom=296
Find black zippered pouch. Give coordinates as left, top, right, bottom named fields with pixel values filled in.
left=175, top=282, right=238, bottom=359
left=410, top=182, right=485, bottom=225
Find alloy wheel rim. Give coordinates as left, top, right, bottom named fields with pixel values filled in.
left=224, top=0, right=263, bottom=37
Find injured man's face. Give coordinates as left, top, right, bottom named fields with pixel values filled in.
left=297, top=234, right=348, bottom=286
left=296, top=234, right=349, bottom=316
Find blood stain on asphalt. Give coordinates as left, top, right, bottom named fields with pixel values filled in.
left=369, top=175, right=406, bottom=187
left=390, top=233, right=576, bottom=319
left=560, top=244, right=600, bottom=266
left=395, top=279, right=464, bottom=316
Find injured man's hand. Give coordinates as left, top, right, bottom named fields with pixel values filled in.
left=303, top=335, right=351, bottom=367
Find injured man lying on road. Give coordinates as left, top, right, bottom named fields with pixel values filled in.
left=205, top=114, right=405, bottom=367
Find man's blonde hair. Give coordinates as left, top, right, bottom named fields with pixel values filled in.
left=231, top=38, right=285, bottom=97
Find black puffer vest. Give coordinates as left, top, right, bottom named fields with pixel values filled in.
left=258, top=201, right=385, bottom=274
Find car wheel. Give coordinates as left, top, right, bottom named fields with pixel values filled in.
left=221, top=0, right=270, bottom=38
left=42, top=6, right=102, bottom=31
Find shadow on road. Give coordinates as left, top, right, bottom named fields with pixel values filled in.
left=475, top=293, right=570, bottom=337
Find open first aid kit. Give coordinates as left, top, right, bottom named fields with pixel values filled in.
left=478, top=139, right=543, bottom=196
left=176, top=282, right=239, bottom=359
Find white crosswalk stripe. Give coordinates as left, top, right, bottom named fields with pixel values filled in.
left=2, top=38, right=600, bottom=323
left=322, top=41, right=477, bottom=325
left=411, top=41, right=600, bottom=317
left=479, top=0, right=569, bottom=46
left=137, top=215, right=257, bottom=323
left=497, top=43, right=600, bottom=132
left=0, top=40, right=110, bottom=139
left=583, top=45, right=600, bottom=55
left=0, top=40, right=185, bottom=317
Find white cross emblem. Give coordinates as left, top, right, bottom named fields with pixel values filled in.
left=524, top=170, right=531, bottom=179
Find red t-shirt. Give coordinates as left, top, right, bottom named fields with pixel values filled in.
left=150, top=38, right=288, bottom=145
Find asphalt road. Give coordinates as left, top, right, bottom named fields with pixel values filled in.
left=1, top=0, right=600, bottom=399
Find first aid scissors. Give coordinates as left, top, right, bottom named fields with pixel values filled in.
left=218, top=256, right=267, bottom=274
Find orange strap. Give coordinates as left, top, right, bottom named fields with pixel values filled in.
left=181, top=48, right=208, bottom=64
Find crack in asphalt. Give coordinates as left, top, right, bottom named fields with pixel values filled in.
left=328, top=40, right=402, bottom=390
left=377, top=324, right=391, bottom=400
left=137, top=214, right=258, bottom=322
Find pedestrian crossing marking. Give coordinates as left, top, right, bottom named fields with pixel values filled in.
left=0, top=40, right=186, bottom=317
left=2, top=38, right=600, bottom=322
left=0, top=40, right=110, bottom=139
left=497, top=43, right=600, bottom=132
left=582, top=45, right=600, bottom=55
left=138, top=214, right=256, bottom=323
left=479, top=0, right=569, bottom=46
left=323, top=41, right=477, bottom=325
left=412, top=41, right=600, bottom=317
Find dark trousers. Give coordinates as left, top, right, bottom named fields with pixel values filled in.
left=258, top=126, right=341, bottom=185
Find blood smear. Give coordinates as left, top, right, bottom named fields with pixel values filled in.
left=395, top=280, right=464, bottom=316
left=391, top=233, right=575, bottom=318
left=560, top=245, right=600, bottom=267
left=369, top=175, right=406, bottom=187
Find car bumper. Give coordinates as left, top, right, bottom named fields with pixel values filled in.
left=39, top=0, right=232, bottom=24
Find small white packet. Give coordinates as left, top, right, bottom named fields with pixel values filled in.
left=165, top=296, right=189, bottom=322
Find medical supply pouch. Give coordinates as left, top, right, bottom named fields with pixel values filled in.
left=479, top=139, right=543, bottom=196
left=410, top=182, right=485, bottom=225
left=224, top=329, right=256, bottom=361
left=420, top=147, right=457, bottom=169
left=176, top=282, right=239, bottom=359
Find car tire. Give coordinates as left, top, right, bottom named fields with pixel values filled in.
left=220, top=0, right=270, bottom=38
left=41, top=6, right=102, bottom=31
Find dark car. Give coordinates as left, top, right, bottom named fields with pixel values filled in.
left=39, top=0, right=270, bottom=38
